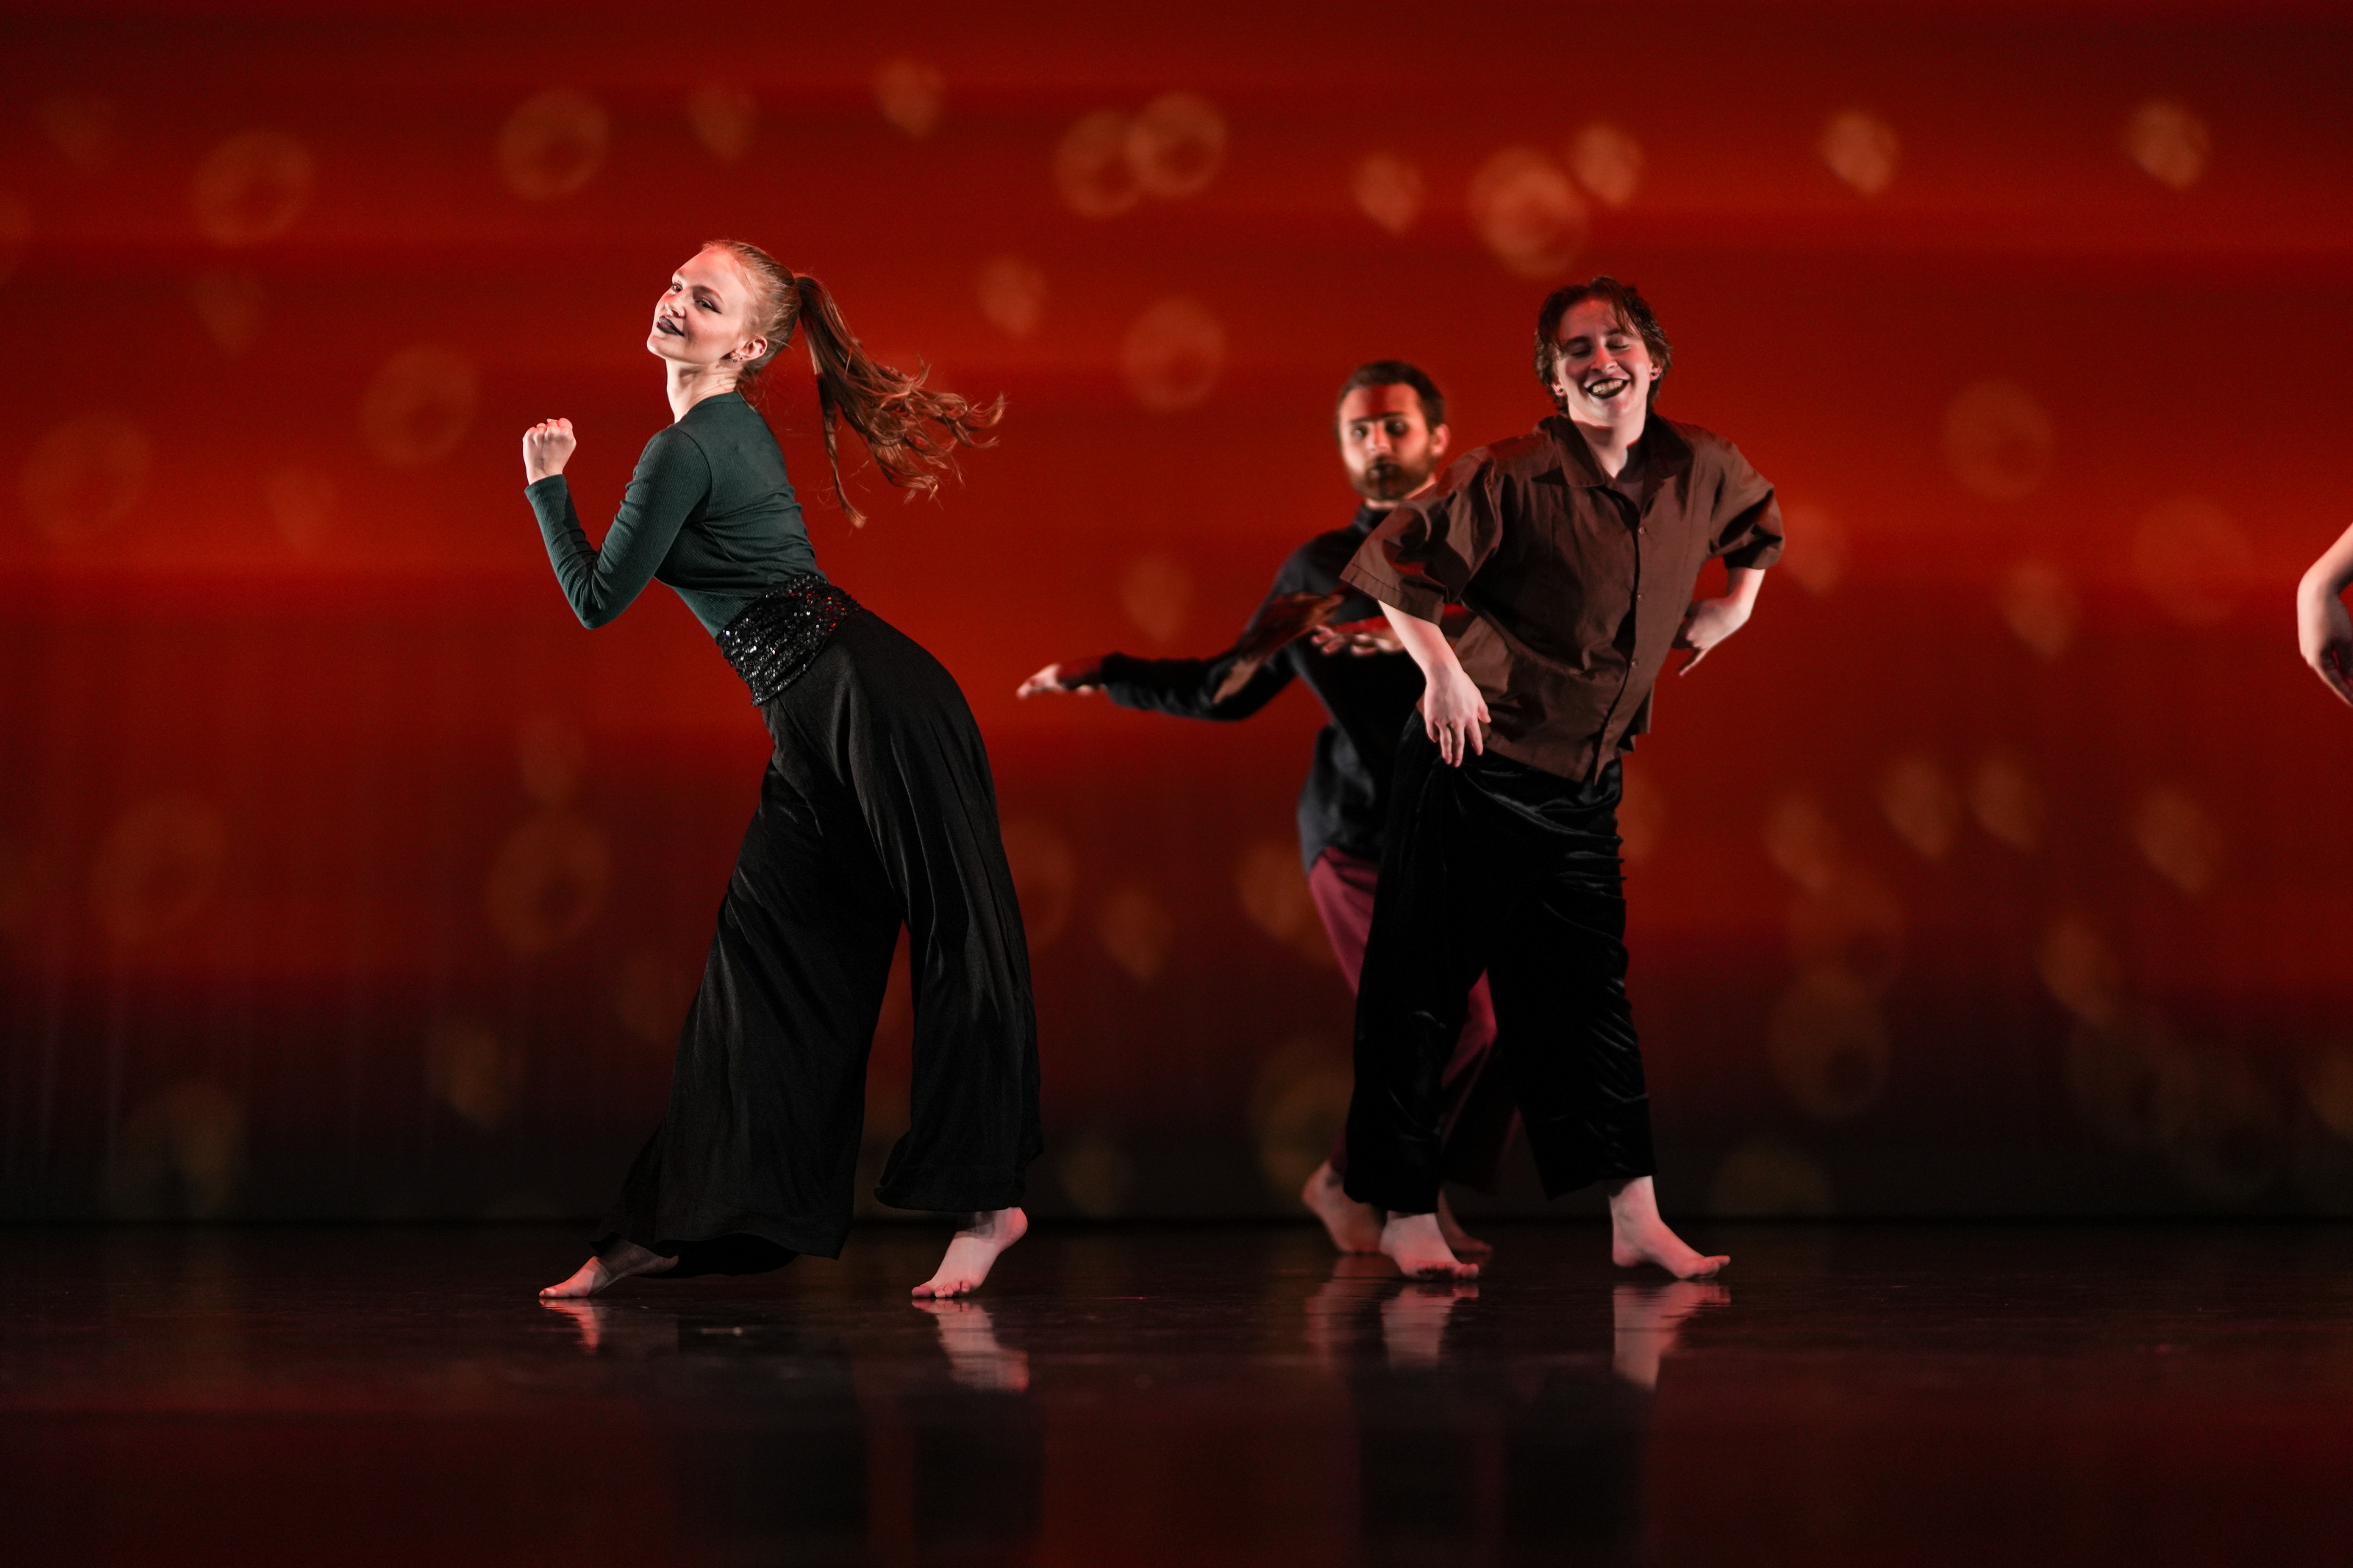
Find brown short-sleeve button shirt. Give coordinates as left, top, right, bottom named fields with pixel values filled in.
left=1341, top=415, right=1783, bottom=782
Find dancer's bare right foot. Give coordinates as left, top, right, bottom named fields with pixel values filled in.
left=1607, top=1175, right=1728, bottom=1280
left=538, top=1240, right=676, bottom=1299
left=1301, top=1161, right=1383, bottom=1254
left=1379, top=1211, right=1479, bottom=1281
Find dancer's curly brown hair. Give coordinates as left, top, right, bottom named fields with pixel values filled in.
left=710, top=238, right=1004, bottom=526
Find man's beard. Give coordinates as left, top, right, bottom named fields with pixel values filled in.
left=1352, top=457, right=1428, bottom=503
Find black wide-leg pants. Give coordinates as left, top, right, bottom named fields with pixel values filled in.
left=1343, top=731, right=1654, bottom=1215
left=601, top=610, right=1043, bottom=1270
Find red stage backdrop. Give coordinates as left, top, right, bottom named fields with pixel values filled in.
left=4, top=1, right=2352, bottom=1222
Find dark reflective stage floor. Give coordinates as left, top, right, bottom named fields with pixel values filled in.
left=6, top=1222, right=2352, bottom=1565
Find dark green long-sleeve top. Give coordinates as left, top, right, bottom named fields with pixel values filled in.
left=525, top=392, right=822, bottom=635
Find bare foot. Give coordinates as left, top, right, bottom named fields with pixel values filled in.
left=1607, top=1176, right=1727, bottom=1280
left=1611, top=1279, right=1727, bottom=1389
left=914, top=1298, right=1031, bottom=1392
left=1379, top=1211, right=1479, bottom=1281
left=912, top=1206, right=1027, bottom=1299
left=1435, top=1192, right=1491, bottom=1257
left=1300, top=1161, right=1383, bottom=1254
left=539, top=1240, right=677, bottom=1299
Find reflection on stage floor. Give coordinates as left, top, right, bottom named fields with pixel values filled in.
left=4, top=1222, right=2351, bottom=1565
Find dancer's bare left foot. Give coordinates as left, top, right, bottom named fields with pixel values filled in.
left=1379, top=1212, right=1479, bottom=1281
left=913, top=1206, right=1027, bottom=1298
left=1607, top=1176, right=1727, bottom=1280
left=1301, top=1161, right=1383, bottom=1254
left=1435, top=1192, right=1492, bottom=1257
left=539, top=1240, right=677, bottom=1299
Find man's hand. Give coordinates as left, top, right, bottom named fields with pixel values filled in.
left=523, top=418, right=576, bottom=484
left=1016, top=659, right=1104, bottom=698
left=1310, top=617, right=1404, bottom=657
left=1419, top=662, right=1490, bottom=766
left=2298, top=586, right=2353, bottom=708
left=1673, top=594, right=1754, bottom=676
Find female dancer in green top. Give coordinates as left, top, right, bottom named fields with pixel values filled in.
left=530, top=241, right=1040, bottom=1300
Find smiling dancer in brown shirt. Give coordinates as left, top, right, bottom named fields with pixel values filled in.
left=1340, top=278, right=1782, bottom=1281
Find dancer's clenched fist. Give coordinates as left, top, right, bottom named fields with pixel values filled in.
left=523, top=418, right=576, bottom=484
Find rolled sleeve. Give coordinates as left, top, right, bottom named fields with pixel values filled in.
left=1340, top=464, right=1497, bottom=624
left=1708, top=442, right=1785, bottom=572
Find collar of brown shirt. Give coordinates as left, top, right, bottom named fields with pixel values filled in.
left=1340, top=413, right=1783, bottom=783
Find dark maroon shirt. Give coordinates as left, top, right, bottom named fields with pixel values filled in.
left=1340, top=414, right=1783, bottom=782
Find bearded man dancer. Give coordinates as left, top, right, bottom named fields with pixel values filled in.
left=1018, top=362, right=1513, bottom=1257
left=1340, top=280, right=1782, bottom=1281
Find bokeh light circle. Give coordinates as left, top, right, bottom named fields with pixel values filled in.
left=874, top=59, right=946, bottom=139
left=1969, top=748, right=2043, bottom=852
left=1568, top=122, right=1643, bottom=207
left=1618, top=770, right=1668, bottom=864
left=2040, top=913, right=2122, bottom=1027
left=975, top=255, right=1047, bottom=340
left=1352, top=152, right=1423, bottom=235
left=1097, top=883, right=1174, bottom=983
left=1056, top=110, right=1140, bottom=218
left=482, top=811, right=611, bottom=956
left=515, top=713, right=587, bottom=806
left=498, top=89, right=608, bottom=201
left=1787, top=869, right=1905, bottom=992
left=1127, top=92, right=1226, bottom=199
left=264, top=466, right=338, bottom=552
left=1057, top=1124, right=1135, bottom=1217
left=685, top=85, right=757, bottom=162
left=1819, top=109, right=1899, bottom=196
left=2132, top=495, right=2252, bottom=626
left=1249, top=1037, right=1353, bottom=1203
left=1768, top=964, right=1890, bottom=1119
left=39, top=93, right=116, bottom=171
left=90, top=796, right=228, bottom=947
left=1775, top=501, right=1846, bottom=597
left=1467, top=147, right=1588, bottom=279
left=19, top=412, right=151, bottom=544
left=1996, top=557, right=2079, bottom=659
left=1119, top=552, right=1194, bottom=642
left=426, top=1019, right=521, bottom=1130
left=1121, top=297, right=1227, bottom=413
left=191, top=129, right=314, bottom=246
left=1879, top=754, right=1960, bottom=862
left=615, top=950, right=698, bottom=1046
left=189, top=269, right=264, bottom=354
left=1762, top=791, right=1841, bottom=894
left=104, top=1081, right=245, bottom=1218
left=360, top=345, right=479, bottom=467
left=2123, top=99, right=2210, bottom=191
left=1943, top=379, right=2054, bottom=501
left=2131, top=784, right=2223, bottom=895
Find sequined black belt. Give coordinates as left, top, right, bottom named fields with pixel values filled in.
left=714, top=577, right=862, bottom=704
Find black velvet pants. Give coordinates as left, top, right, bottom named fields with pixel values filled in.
left=601, top=610, right=1043, bottom=1272
left=1343, top=731, right=1655, bottom=1215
